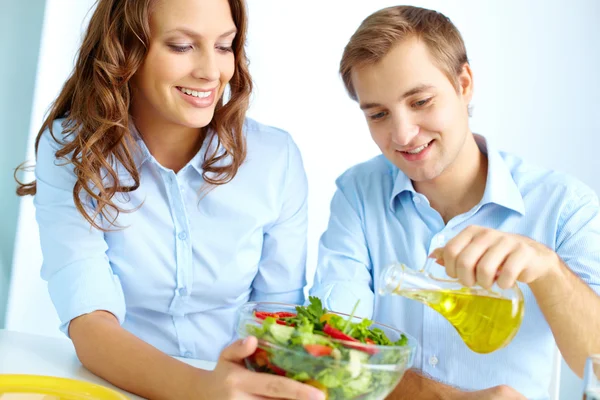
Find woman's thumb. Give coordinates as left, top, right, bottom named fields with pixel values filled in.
left=220, top=336, right=258, bottom=362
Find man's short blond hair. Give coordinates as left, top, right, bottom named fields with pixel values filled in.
left=340, top=6, right=469, bottom=100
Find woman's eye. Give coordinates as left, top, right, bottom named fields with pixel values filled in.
left=168, top=44, right=193, bottom=53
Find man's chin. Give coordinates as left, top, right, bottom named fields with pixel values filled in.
left=401, top=166, right=443, bottom=184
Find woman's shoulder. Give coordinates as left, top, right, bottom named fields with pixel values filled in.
left=36, top=118, right=70, bottom=156
left=240, top=118, right=305, bottom=178
left=243, top=118, right=303, bottom=162
left=243, top=118, right=294, bottom=149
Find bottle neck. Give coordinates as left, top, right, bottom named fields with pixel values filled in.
left=379, top=263, right=525, bottom=302
left=379, top=263, right=446, bottom=295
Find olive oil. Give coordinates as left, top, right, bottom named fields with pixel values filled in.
left=396, top=288, right=524, bottom=353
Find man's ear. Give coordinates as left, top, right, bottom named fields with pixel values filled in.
left=458, top=62, right=474, bottom=103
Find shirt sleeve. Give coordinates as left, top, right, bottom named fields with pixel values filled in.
left=34, top=121, right=126, bottom=336
left=250, top=134, right=307, bottom=305
left=556, top=185, right=600, bottom=296
left=309, top=179, right=375, bottom=319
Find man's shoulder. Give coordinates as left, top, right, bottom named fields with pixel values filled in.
left=501, top=151, right=597, bottom=201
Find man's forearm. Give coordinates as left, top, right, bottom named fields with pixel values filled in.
left=530, top=256, right=600, bottom=377
left=387, top=369, right=460, bottom=400
left=70, top=311, right=208, bottom=400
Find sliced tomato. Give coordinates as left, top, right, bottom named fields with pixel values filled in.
left=250, top=347, right=287, bottom=376
left=364, top=338, right=380, bottom=353
left=254, top=311, right=295, bottom=326
left=254, top=311, right=296, bottom=319
left=346, top=341, right=379, bottom=355
left=254, top=311, right=279, bottom=320
left=303, top=344, right=333, bottom=357
left=323, top=324, right=379, bottom=355
left=252, top=348, right=270, bottom=367
left=323, top=323, right=356, bottom=342
left=276, top=312, right=297, bottom=318
left=268, top=362, right=287, bottom=376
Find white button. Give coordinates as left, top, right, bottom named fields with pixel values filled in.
left=413, top=196, right=421, bottom=204
left=178, top=287, right=188, bottom=296
left=184, top=351, right=193, bottom=358
left=429, top=355, right=439, bottom=366
left=178, top=231, right=188, bottom=240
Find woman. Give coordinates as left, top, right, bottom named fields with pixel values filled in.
left=16, top=0, right=323, bottom=399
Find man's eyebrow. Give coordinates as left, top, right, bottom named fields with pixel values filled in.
left=359, top=84, right=434, bottom=110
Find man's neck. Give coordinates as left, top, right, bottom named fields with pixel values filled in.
left=413, top=135, right=488, bottom=224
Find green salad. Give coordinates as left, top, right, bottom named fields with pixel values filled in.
left=243, top=297, right=411, bottom=399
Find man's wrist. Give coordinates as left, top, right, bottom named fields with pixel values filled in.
left=529, top=253, right=570, bottom=305
left=391, top=369, right=463, bottom=400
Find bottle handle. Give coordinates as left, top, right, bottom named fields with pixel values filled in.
left=419, top=255, right=459, bottom=284
left=419, top=256, right=437, bottom=274
left=421, top=252, right=521, bottom=296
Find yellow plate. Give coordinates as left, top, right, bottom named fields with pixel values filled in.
left=0, top=375, right=129, bottom=399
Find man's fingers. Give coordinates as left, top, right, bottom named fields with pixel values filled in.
left=441, top=230, right=474, bottom=279
left=475, top=237, right=511, bottom=289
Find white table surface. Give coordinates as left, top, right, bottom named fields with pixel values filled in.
left=0, top=329, right=216, bottom=399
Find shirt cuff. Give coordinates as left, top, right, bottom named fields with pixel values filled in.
left=309, top=282, right=374, bottom=319
left=250, top=288, right=305, bottom=305
left=46, top=258, right=126, bottom=336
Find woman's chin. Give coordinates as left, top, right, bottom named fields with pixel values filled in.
left=177, top=111, right=216, bottom=129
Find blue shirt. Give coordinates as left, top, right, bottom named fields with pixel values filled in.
left=35, top=118, right=308, bottom=361
left=310, top=136, right=600, bottom=399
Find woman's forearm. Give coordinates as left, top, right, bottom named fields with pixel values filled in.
left=69, top=311, right=208, bottom=400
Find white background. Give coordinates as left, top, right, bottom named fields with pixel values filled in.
left=5, top=1, right=599, bottom=397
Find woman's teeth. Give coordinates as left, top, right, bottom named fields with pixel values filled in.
left=177, top=87, right=211, bottom=98
left=405, top=142, right=430, bottom=154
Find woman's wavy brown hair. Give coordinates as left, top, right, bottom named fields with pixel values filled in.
left=15, top=0, right=252, bottom=230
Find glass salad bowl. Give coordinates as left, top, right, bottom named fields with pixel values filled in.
left=235, top=298, right=417, bottom=400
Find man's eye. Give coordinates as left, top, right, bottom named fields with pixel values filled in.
left=369, top=111, right=387, bottom=121
left=413, top=98, right=432, bottom=108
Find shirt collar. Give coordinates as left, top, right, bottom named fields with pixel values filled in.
left=389, top=160, right=417, bottom=211
left=476, top=135, right=525, bottom=215
left=388, top=134, right=525, bottom=215
left=128, top=120, right=217, bottom=177
left=128, top=120, right=151, bottom=170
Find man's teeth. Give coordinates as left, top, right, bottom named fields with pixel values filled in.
left=178, top=87, right=211, bottom=98
left=405, top=142, right=430, bottom=154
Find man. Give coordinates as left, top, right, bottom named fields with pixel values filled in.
left=310, top=5, right=600, bottom=399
